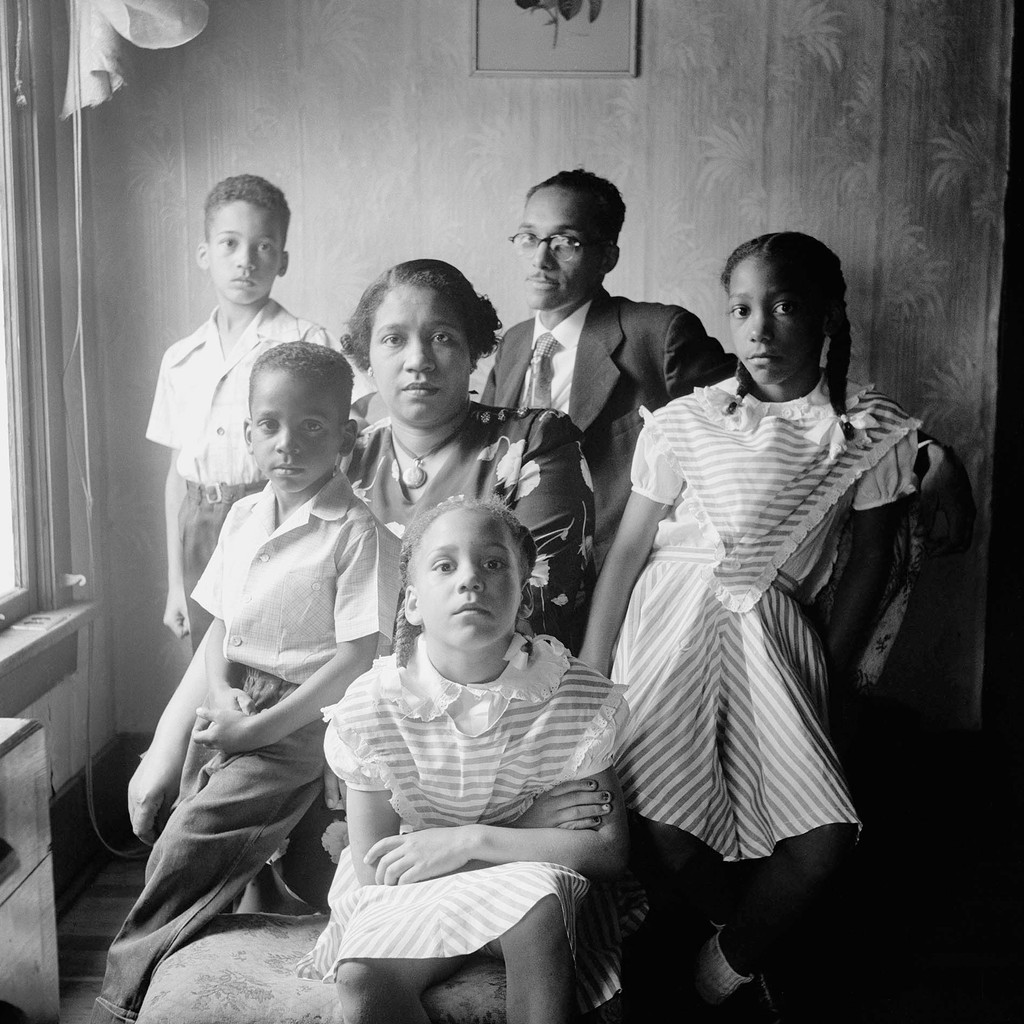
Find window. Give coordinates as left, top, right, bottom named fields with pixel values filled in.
left=0, top=270, right=14, bottom=596
left=0, top=0, right=75, bottom=639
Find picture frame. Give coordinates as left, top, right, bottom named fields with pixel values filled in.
left=471, top=0, right=640, bottom=78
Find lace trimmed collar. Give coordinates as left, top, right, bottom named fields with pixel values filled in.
left=375, top=633, right=570, bottom=725
left=698, top=375, right=878, bottom=460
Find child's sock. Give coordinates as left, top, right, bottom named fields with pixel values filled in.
left=694, top=931, right=753, bottom=1005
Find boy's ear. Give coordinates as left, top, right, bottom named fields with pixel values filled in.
left=243, top=418, right=254, bottom=453
left=278, top=250, right=289, bottom=278
left=403, top=584, right=423, bottom=627
left=338, top=418, right=357, bottom=459
left=196, top=241, right=210, bottom=270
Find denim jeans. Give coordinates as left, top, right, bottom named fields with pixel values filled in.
left=90, top=709, right=325, bottom=1023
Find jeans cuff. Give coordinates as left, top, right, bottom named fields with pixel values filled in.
left=92, top=996, right=139, bottom=1024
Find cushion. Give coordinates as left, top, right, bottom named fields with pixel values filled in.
left=136, top=913, right=508, bottom=1024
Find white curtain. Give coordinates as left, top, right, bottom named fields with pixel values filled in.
left=62, top=0, right=208, bottom=116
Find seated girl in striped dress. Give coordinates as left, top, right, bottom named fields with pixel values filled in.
left=298, top=496, right=632, bottom=1023
left=581, top=232, right=920, bottom=1011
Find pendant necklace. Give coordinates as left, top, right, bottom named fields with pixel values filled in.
left=391, top=412, right=468, bottom=489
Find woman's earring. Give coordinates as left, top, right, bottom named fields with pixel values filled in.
left=366, top=366, right=374, bottom=379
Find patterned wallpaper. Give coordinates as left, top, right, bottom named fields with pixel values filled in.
left=81, top=0, right=1008, bottom=733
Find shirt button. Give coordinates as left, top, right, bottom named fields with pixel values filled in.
left=259, top=553, right=270, bottom=562
left=311, top=581, right=322, bottom=591
left=244, top=595, right=253, bottom=604
left=230, top=636, right=242, bottom=647
left=216, top=427, right=226, bottom=436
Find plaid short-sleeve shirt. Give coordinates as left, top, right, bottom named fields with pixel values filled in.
left=146, top=299, right=337, bottom=486
left=191, top=474, right=401, bottom=684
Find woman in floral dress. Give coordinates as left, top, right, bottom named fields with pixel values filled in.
left=343, top=258, right=594, bottom=651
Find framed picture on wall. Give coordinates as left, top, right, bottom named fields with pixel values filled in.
left=471, top=0, right=640, bottom=77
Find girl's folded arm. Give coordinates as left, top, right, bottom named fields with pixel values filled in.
left=580, top=491, right=667, bottom=676
left=366, top=769, right=629, bottom=886
left=347, top=787, right=402, bottom=886
left=470, top=768, right=629, bottom=881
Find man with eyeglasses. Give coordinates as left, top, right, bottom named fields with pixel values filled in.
left=483, top=168, right=733, bottom=567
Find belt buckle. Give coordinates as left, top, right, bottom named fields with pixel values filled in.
left=203, top=482, right=226, bottom=504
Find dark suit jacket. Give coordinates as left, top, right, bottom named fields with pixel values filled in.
left=483, top=289, right=735, bottom=567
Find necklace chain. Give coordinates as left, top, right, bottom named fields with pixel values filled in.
left=391, top=409, right=469, bottom=489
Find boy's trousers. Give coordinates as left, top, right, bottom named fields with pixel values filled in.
left=90, top=675, right=325, bottom=1024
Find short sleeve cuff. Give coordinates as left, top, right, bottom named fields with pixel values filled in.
left=630, top=408, right=684, bottom=504
left=325, top=722, right=387, bottom=789
left=571, top=695, right=630, bottom=778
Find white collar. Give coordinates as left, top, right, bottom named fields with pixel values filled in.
left=375, top=634, right=570, bottom=733
left=247, top=472, right=354, bottom=537
left=698, top=375, right=877, bottom=460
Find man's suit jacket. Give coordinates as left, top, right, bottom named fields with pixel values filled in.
left=483, top=290, right=735, bottom=567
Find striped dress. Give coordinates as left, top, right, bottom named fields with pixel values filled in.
left=612, top=378, right=919, bottom=861
left=297, top=634, right=633, bottom=1011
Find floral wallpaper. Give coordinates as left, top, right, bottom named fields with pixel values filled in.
left=79, top=0, right=1008, bottom=734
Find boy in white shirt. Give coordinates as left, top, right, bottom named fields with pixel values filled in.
left=93, top=343, right=400, bottom=1024
left=146, top=173, right=336, bottom=648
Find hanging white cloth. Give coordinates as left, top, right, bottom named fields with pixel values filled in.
left=62, top=0, right=208, bottom=117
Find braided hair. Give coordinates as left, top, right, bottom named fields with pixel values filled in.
left=393, top=496, right=538, bottom=668
left=720, top=232, right=855, bottom=437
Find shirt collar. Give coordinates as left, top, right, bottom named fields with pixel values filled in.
left=248, top=472, right=356, bottom=536
left=719, top=373, right=828, bottom=407
left=532, top=299, right=592, bottom=353
left=376, top=633, right=570, bottom=724
left=165, top=311, right=220, bottom=366
left=165, top=300, right=288, bottom=367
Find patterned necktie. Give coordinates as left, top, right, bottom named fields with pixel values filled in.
left=528, top=332, right=561, bottom=408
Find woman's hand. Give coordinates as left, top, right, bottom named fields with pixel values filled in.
left=513, top=779, right=612, bottom=830
left=365, top=828, right=474, bottom=886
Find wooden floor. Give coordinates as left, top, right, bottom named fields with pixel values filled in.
left=58, top=856, right=147, bottom=1024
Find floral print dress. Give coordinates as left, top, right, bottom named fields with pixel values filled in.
left=346, top=402, right=596, bottom=651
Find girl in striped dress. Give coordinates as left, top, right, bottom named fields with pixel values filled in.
left=581, top=233, right=920, bottom=1010
left=297, top=496, right=631, bottom=1023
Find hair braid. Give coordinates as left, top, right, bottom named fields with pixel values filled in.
left=824, top=304, right=855, bottom=437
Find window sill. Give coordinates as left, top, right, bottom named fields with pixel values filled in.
left=0, top=602, right=98, bottom=716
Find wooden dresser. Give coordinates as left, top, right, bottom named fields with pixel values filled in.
left=0, top=718, right=59, bottom=1023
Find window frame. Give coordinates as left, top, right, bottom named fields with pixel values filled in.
left=1, top=0, right=75, bottom=634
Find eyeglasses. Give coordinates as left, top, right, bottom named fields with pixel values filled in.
left=508, top=232, right=606, bottom=264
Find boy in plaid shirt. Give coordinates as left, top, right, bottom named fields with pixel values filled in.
left=94, top=343, right=400, bottom=1024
